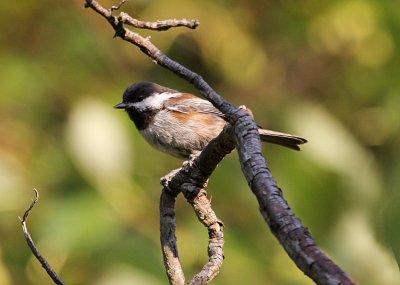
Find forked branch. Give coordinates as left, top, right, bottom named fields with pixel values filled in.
left=80, top=1, right=356, bottom=284
left=160, top=125, right=234, bottom=284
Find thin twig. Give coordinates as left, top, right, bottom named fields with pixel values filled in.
left=20, top=189, right=67, bottom=285
left=110, top=0, right=127, bottom=12
left=20, top=188, right=39, bottom=223
left=119, top=13, right=199, bottom=31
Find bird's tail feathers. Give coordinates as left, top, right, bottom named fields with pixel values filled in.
left=258, top=129, right=307, bottom=151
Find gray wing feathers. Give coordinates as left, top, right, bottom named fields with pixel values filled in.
left=166, top=98, right=225, bottom=117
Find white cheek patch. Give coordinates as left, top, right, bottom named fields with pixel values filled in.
left=133, top=92, right=181, bottom=111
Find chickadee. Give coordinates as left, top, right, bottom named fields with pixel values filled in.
left=114, top=82, right=307, bottom=159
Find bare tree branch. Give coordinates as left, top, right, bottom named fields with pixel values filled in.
left=109, top=0, right=199, bottom=30
left=160, top=188, right=185, bottom=285
left=110, top=0, right=127, bottom=12
left=160, top=125, right=234, bottom=284
left=84, top=1, right=356, bottom=284
left=19, top=189, right=67, bottom=285
left=119, top=13, right=199, bottom=31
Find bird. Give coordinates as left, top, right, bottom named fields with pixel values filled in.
left=114, top=82, right=307, bottom=159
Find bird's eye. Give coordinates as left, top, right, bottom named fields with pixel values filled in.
left=137, top=95, right=144, bottom=102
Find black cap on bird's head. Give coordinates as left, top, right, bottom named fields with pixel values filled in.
left=114, top=82, right=177, bottom=109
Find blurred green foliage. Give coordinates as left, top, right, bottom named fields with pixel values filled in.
left=1, top=0, right=399, bottom=284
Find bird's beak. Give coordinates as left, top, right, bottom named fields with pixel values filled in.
left=114, top=102, right=128, bottom=109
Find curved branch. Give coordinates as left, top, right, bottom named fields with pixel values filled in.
left=85, top=1, right=356, bottom=284
left=20, top=189, right=66, bottom=285
left=186, top=189, right=224, bottom=285
left=160, top=126, right=234, bottom=284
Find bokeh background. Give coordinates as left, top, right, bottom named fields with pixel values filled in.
left=1, top=0, right=399, bottom=284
